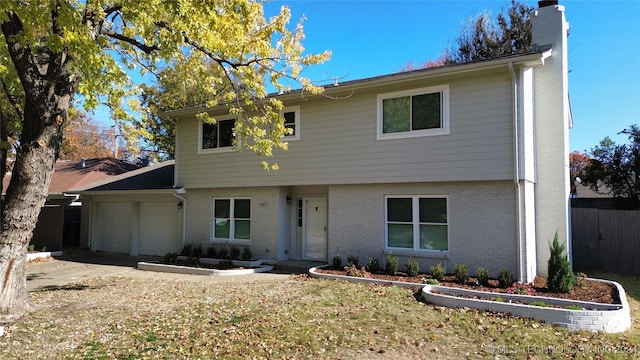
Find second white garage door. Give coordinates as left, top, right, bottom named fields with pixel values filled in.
left=138, top=202, right=181, bottom=256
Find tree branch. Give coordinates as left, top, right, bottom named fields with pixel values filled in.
left=102, top=30, right=159, bottom=54
left=1, top=12, right=43, bottom=103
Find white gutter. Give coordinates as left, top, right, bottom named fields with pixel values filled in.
left=62, top=193, right=80, bottom=205
left=173, top=188, right=187, bottom=246
left=508, top=61, right=525, bottom=283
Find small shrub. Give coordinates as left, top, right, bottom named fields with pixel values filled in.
left=344, top=264, right=370, bottom=278
left=218, top=259, right=234, bottom=269
left=507, top=282, right=535, bottom=296
left=180, top=243, right=193, bottom=256
left=206, top=246, right=217, bottom=258
left=530, top=301, right=549, bottom=307
left=574, top=272, right=587, bottom=288
left=241, top=247, right=253, bottom=261
left=230, top=246, right=241, bottom=260
left=404, top=257, right=420, bottom=277
left=41, top=246, right=47, bottom=252
left=366, top=257, right=380, bottom=273
left=476, top=267, right=490, bottom=286
left=218, top=246, right=229, bottom=259
left=495, top=296, right=504, bottom=303
left=547, top=231, right=574, bottom=293
left=422, top=278, right=438, bottom=285
left=566, top=304, right=583, bottom=310
left=497, top=268, right=514, bottom=289
left=332, top=255, right=342, bottom=269
left=192, top=243, right=203, bottom=259
left=347, top=255, right=359, bottom=268
left=385, top=255, right=399, bottom=275
left=28, top=244, right=35, bottom=252
left=430, top=262, right=445, bottom=281
left=453, top=264, right=468, bottom=284
left=405, top=258, right=420, bottom=277
left=163, top=252, right=178, bottom=264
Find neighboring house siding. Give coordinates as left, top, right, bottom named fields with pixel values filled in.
left=326, top=181, right=518, bottom=276
left=175, top=71, right=515, bottom=188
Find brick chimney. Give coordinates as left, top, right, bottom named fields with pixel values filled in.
left=531, top=2, right=572, bottom=277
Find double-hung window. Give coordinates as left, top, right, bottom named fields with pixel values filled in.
left=377, top=85, right=449, bottom=140
left=213, top=198, right=251, bottom=242
left=200, top=117, right=236, bottom=152
left=281, top=106, right=300, bottom=140
left=385, top=196, right=448, bottom=251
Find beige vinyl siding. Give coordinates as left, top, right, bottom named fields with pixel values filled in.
left=176, top=71, right=515, bottom=188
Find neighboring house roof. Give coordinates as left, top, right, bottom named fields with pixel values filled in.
left=2, top=158, right=140, bottom=195
left=572, top=182, right=612, bottom=198
left=79, top=160, right=175, bottom=192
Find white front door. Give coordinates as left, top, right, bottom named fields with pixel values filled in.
left=303, top=198, right=327, bottom=260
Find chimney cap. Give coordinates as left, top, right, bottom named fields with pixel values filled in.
left=538, top=0, right=559, bottom=7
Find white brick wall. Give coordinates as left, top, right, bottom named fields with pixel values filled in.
left=183, top=187, right=284, bottom=261
left=421, top=278, right=631, bottom=333
left=328, top=181, right=518, bottom=276
left=185, top=180, right=527, bottom=277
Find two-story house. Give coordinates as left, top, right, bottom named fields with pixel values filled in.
left=153, top=2, right=571, bottom=282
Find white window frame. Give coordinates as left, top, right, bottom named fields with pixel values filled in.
left=281, top=105, right=300, bottom=141
left=384, top=195, right=449, bottom=253
left=211, top=197, right=251, bottom=245
left=376, top=84, right=450, bottom=140
left=198, top=116, right=237, bottom=154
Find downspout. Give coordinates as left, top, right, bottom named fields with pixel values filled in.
left=173, top=189, right=187, bottom=246
left=508, top=61, right=525, bottom=283
left=168, top=115, right=187, bottom=246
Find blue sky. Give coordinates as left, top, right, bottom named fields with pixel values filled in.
left=264, top=0, right=640, bottom=153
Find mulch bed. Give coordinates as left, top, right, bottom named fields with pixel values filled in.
left=314, top=268, right=620, bottom=305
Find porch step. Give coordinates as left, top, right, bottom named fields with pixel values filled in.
left=274, top=260, right=327, bottom=274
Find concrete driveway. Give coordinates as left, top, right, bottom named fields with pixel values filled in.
left=27, top=249, right=290, bottom=292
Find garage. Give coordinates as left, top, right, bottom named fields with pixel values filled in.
left=138, top=202, right=181, bottom=256
left=95, top=202, right=133, bottom=254
left=81, top=161, right=182, bottom=256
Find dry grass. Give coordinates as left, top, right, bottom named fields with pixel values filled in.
left=1, top=272, right=638, bottom=359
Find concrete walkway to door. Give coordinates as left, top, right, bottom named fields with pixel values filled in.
left=27, top=248, right=291, bottom=292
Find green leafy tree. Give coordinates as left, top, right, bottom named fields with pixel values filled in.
left=136, top=58, right=231, bottom=159
left=580, top=125, right=640, bottom=200
left=445, top=0, right=533, bottom=63
left=0, top=0, right=329, bottom=323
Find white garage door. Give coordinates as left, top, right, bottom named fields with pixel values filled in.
left=138, top=202, right=181, bottom=256
left=96, top=202, right=133, bottom=254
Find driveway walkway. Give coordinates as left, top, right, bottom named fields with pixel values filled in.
left=27, top=249, right=290, bottom=292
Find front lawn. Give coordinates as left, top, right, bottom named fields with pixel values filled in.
left=1, top=272, right=638, bottom=359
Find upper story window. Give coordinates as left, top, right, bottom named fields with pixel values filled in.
left=200, top=117, right=236, bottom=153
left=281, top=106, right=300, bottom=140
left=377, top=85, right=449, bottom=140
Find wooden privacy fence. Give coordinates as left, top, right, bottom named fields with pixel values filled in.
left=571, top=208, right=640, bottom=275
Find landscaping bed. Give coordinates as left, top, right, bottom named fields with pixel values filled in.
left=312, top=266, right=631, bottom=333
left=314, top=267, right=619, bottom=304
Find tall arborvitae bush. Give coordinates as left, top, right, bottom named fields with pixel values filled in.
left=547, top=231, right=575, bottom=293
